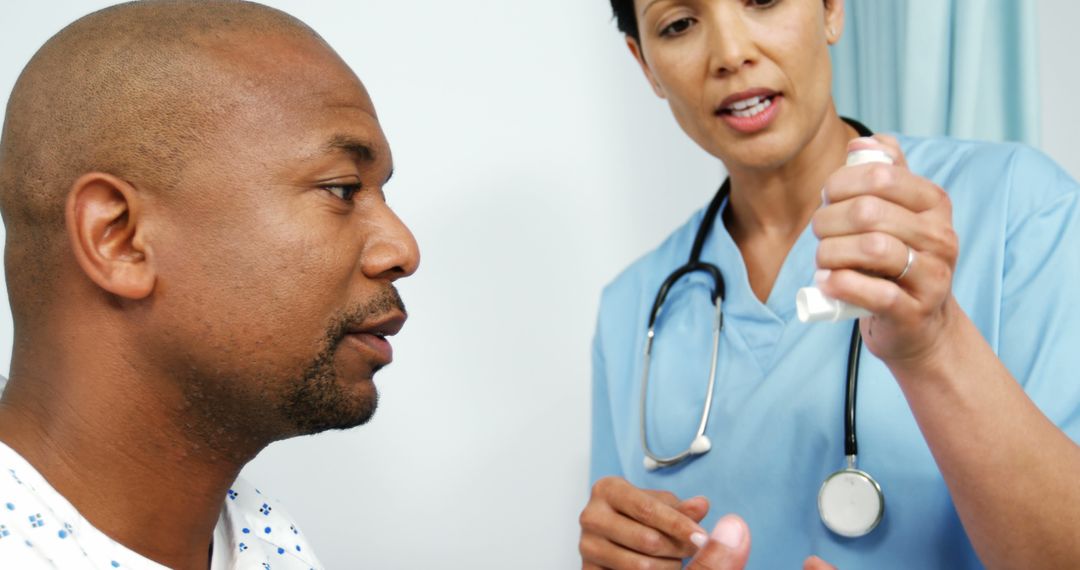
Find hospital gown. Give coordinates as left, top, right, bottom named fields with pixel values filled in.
left=0, top=441, right=323, bottom=569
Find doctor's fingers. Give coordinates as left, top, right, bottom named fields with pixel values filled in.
left=811, top=195, right=958, bottom=263
left=812, top=231, right=954, bottom=294
left=643, top=488, right=681, bottom=507
left=815, top=232, right=913, bottom=278
left=802, top=555, right=839, bottom=570
left=817, top=228, right=955, bottom=302
left=675, top=495, right=710, bottom=523
left=817, top=262, right=954, bottom=334
left=823, top=161, right=948, bottom=215
left=848, top=133, right=908, bottom=165
left=644, top=489, right=710, bottom=523
left=686, top=515, right=751, bottom=570
left=587, top=478, right=707, bottom=548
left=579, top=534, right=687, bottom=570
left=579, top=499, right=702, bottom=561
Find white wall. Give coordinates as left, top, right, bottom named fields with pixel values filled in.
left=0, top=2, right=1075, bottom=569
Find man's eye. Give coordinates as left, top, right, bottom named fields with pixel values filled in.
left=749, top=0, right=780, bottom=8
left=323, top=183, right=362, bottom=202
left=660, top=17, right=695, bottom=37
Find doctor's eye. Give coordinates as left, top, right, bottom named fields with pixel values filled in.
left=659, top=17, right=696, bottom=38
left=321, top=183, right=362, bottom=202
left=747, top=0, right=781, bottom=8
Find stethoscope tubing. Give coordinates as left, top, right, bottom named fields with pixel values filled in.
left=637, top=117, right=885, bottom=537
left=640, top=298, right=722, bottom=468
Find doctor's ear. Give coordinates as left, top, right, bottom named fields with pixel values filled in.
left=65, top=172, right=156, bottom=300
left=626, top=37, right=667, bottom=99
left=824, top=0, right=846, bottom=45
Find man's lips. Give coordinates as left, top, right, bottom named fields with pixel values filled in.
left=343, top=311, right=406, bottom=366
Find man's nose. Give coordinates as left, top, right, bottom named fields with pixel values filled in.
left=360, top=204, right=420, bottom=282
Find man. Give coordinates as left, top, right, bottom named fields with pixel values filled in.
left=0, top=1, right=418, bottom=568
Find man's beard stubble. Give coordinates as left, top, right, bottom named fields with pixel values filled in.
left=279, top=286, right=407, bottom=435
left=177, top=286, right=407, bottom=456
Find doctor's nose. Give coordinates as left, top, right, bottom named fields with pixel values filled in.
left=707, top=11, right=757, bottom=76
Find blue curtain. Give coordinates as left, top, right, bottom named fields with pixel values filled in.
left=831, top=0, right=1039, bottom=144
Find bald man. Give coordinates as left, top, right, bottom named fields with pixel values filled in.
left=0, top=1, right=418, bottom=568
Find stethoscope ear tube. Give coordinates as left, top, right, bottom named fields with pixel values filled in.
left=640, top=181, right=731, bottom=471
left=640, top=276, right=724, bottom=471
left=646, top=262, right=725, bottom=329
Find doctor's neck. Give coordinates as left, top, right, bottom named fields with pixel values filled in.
left=723, top=110, right=858, bottom=241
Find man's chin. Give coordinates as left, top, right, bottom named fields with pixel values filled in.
left=285, top=394, right=379, bottom=436
left=279, top=367, right=380, bottom=436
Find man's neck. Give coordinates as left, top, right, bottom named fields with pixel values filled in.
left=0, top=346, right=266, bottom=570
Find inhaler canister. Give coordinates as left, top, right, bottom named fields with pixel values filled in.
left=796, top=148, right=894, bottom=323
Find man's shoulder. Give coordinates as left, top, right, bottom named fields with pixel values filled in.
left=0, top=440, right=164, bottom=569
left=0, top=441, right=56, bottom=568
left=218, top=476, right=324, bottom=569
left=0, top=444, right=326, bottom=569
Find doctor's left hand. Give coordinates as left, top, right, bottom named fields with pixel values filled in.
left=812, top=135, right=961, bottom=368
left=687, top=514, right=837, bottom=570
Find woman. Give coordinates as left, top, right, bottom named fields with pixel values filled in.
left=579, top=0, right=1080, bottom=568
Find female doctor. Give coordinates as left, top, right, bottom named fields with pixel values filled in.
left=578, top=0, right=1080, bottom=568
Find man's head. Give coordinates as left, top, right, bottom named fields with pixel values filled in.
left=0, top=1, right=419, bottom=445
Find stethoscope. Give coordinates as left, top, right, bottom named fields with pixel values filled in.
left=639, top=118, right=885, bottom=538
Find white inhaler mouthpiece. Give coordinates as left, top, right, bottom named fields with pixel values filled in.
left=796, top=148, right=894, bottom=323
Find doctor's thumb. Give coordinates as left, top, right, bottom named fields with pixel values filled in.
left=803, top=555, right=839, bottom=570
left=686, top=514, right=752, bottom=570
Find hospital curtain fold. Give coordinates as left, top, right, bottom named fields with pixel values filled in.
left=831, top=0, right=1039, bottom=145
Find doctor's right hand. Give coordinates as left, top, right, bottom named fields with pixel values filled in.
left=686, top=515, right=838, bottom=570
left=579, top=476, right=710, bottom=569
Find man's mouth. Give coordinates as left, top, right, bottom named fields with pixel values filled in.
left=343, top=312, right=406, bottom=367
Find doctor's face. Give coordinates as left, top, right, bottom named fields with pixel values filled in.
left=146, top=32, right=420, bottom=440
left=629, top=0, right=844, bottom=171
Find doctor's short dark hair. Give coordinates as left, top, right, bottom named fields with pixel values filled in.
left=609, top=0, right=640, bottom=42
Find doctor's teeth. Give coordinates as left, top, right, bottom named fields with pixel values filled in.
left=731, top=96, right=772, bottom=118
left=730, top=96, right=762, bottom=111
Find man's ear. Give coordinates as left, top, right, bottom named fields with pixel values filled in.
left=824, top=0, right=845, bottom=45
left=626, top=36, right=667, bottom=99
left=65, top=172, right=155, bottom=300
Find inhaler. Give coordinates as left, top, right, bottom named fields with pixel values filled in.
left=796, top=148, right=894, bottom=323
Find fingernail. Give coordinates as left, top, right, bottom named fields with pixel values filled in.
left=820, top=186, right=828, bottom=206
left=712, top=515, right=744, bottom=549
left=814, top=269, right=831, bottom=285
left=690, top=532, right=708, bottom=549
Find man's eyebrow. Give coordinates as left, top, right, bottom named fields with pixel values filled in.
left=321, top=134, right=393, bottom=185
left=323, top=134, right=375, bottom=162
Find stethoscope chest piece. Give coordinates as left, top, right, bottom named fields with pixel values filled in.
left=818, top=460, right=884, bottom=538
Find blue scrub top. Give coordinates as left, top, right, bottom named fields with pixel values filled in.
left=591, top=135, right=1080, bottom=569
